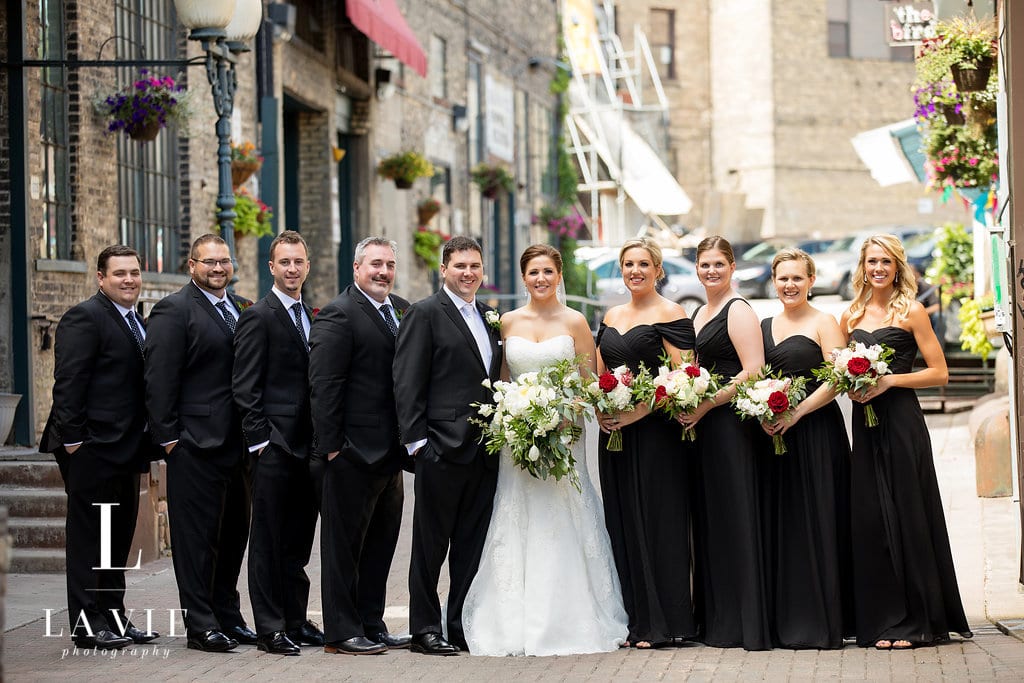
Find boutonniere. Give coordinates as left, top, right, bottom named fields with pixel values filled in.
left=484, top=310, right=501, bottom=331
left=236, top=300, right=252, bottom=312
left=311, top=307, right=320, bottom=318
left=396, top=306, right=406, bottom=322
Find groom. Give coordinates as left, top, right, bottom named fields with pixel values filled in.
left=393, top=236, right=502, bottom=656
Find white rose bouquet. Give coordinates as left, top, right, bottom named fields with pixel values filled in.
left=812, top=341, right=894, bottom=427
left=470, top=357, right=588, bottom=490
left=652, top=363, right=723, bottom=441
left=731, top=367, right=808, bottom=455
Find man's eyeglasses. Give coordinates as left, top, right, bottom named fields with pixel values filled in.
left=194, top=258, right=233, bottom=268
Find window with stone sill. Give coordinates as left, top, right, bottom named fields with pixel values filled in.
left=39, top=0, right=72, bottom=260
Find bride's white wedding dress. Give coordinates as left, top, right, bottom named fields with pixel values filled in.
left=463, top=335, right=628, bottom=656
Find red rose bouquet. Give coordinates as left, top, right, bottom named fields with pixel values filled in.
left=812, top=341, right=894, bottom=427
left=731, top=367, right=809, bottom=455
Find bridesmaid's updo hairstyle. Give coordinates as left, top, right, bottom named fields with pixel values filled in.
left=618, top=237, right=665, bottom=280
left=771, top=248, right=815, bottom=278
left=519, top=243, right=563, bottom=275
left=846, top=234, right=917, bottom=333
left=695, top=235, right=735, bottom=265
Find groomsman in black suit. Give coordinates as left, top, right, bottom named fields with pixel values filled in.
left=145, top=234, right=257, bottom=652
left=232, top=230, right=323, bottom=655
left=41, top=245, right=160, bottom=650
left=393, top=236, right=502, bottom=656
left=308, top=236, right=411, bottom=655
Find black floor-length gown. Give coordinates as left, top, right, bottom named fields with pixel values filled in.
left=761, top=318, right=853, bottom=649
left=692, top=298, right=771, bottom=650
left=596, top=319, right=698, bottom=645
left=849, top=326, right=971, bottom=647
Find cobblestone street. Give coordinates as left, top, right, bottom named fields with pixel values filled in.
left=4, top=411, right=1024, bottom=681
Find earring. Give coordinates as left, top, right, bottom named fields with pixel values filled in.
left=894, top=274, right=899, bottom=285
left=863, top=275, right=868, bottom=283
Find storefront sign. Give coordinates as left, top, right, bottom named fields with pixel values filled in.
left=884, top=2, right=937, bottom=46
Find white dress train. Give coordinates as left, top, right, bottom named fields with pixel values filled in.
left=462, top=335, right=628, bottom=656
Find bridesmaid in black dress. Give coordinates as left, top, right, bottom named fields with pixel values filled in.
left=840, top=234, right=971, bottom=650
left=679, top=236, right=770, bottom=651
left=759, top=248, right=852, bottom=649
left=595, top=237, right=697, bottom=649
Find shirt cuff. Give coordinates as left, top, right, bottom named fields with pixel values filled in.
left=63, top=442, right=83, bottom=448
left=405, top=438, right=427, bottom=456
left=160, top=440, right=177, bottom=448
left=249, top=440, right=270, bottom=453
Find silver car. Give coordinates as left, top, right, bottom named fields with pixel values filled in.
left=812, top=226, right=936, bottom=299
left=588, top=253, right=706, bottom=315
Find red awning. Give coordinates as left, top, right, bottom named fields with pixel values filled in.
left=346, top=0, right=427, bottom=77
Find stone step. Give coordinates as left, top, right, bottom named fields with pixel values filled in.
left=10, top=547, right=65, bottom=573
left=8, top=517, right=65, bottom=549
left=0, top=460, right=62, bottom=488
left=0, top=488, right=67, bottom=517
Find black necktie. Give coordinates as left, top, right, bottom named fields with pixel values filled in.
left=379, top=303, right=398, bottom=337
left=292, top=302, right=308, bottom=345
left=125, top=311, right=144, bottom=355
left=215, top=301, right=236, bottom=334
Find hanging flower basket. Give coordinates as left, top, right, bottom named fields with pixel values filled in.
left=951, top=58, right=993, bottom=92
left=417, top=197, right=442, bottom=225
left=128, top=119, right=162, bottom=142
left=231, top=160, right=261, bottom=187
left=471, top=163, right=515, bottom=200
left=939, top=103, right=965, bottom=126
left=377, top=151, right=434, bottom=190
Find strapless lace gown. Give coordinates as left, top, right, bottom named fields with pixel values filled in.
left=462, top=335, right=628, bottom=656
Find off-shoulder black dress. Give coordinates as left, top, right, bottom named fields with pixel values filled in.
left=596, top=318, right=697, bottom=645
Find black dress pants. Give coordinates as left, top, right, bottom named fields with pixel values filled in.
left=166, top=442, right=251, bottom=634
left=247, top=445, right=318, bottom=635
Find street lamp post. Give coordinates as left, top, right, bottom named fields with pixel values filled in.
left=172, top=0, right=263, bottom=282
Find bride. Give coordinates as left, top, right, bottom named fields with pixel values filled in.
left=462, top=244, right=628, bottom=656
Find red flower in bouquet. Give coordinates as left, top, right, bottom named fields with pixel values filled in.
left=846, top=357, right=871, bottom=375
left=598, top=372, right=618, bottom=392
left=654, top=385, right=668, bottom=402
left=684, top=364, right=701, bottom=378
left=767, top=391, right=790, bottom=414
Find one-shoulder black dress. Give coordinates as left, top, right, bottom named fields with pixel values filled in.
left=849, top=327, right=971, bottom=647
left=596, top=319, right=697, bottom=645
left=761, top=318, right=853, bottom=649
left=692, top=299, right=771, bottom=650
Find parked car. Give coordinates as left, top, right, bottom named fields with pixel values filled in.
left=588, top=253, right=706, bottom=314
left=811, top=225, right=937, bottom=299
left=732, top=238, right=838, bottom=299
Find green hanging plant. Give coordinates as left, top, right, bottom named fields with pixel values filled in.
left=230, top=189, right=274, bottom=238
left=957, top=294, right=995, bottom=360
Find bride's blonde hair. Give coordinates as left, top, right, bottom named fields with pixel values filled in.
left=845, top=234, right=917, bottom=333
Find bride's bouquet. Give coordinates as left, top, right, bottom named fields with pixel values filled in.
left=731, top=366, right=808, bottom=455
left=652, top=362, right=723, bottom=441
left=471, top=357, right=588, bottom=490
left=812, top=341, right=894, bottom=427
left=586, top=364, right=655, bottom=452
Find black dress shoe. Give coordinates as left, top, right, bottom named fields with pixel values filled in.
left=286, top=619, right=326, bottom=646
left=369, top=631, right=413, bottom=649
left=323, top=636, right=388, bottom=655
left=187, top=630, right=239, bottom=652
left=257, top=631, right=300, bottom=656
left=223, top=624, right=258, bottom=645
left=73, top=630, right=132, bottom=650
left=124, top=625, right=160, bottom=644
left=410, top=632, right=459, bottom=656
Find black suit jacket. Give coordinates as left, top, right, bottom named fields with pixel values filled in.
left=41, top=292, right=151, bottom=474
left=144, top=281, right=251, bottom=452
left=392, top=289, right=502, bottom=465
left=308, top=286, right=410, bottom=471
left=232, top=291, right=313, bottom=458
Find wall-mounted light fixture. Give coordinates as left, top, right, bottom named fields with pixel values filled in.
left=452, top=104, right=470, bottom=133
left=267, top=1, right=296, bottom=43
left=375, top=67, right=396, bottom=100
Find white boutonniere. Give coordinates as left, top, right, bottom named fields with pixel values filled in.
left=484, top=310, right=501, bottom=331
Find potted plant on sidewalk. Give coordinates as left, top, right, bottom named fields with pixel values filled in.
left=377, top=151, right=434, bottom=189
left=94, top=69, right=193, bottom=141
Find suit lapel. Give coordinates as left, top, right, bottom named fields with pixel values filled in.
left=351, top=286, right=396, bottom=345
left=95, top=292, right=141, bottom=353
left=439, top=290, right=486, bottom=372
left=268, top=292, right=309, bottom=353
left=190, top=282, right=234, bottom=337
left=477, top=301, right=502, bottom=377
